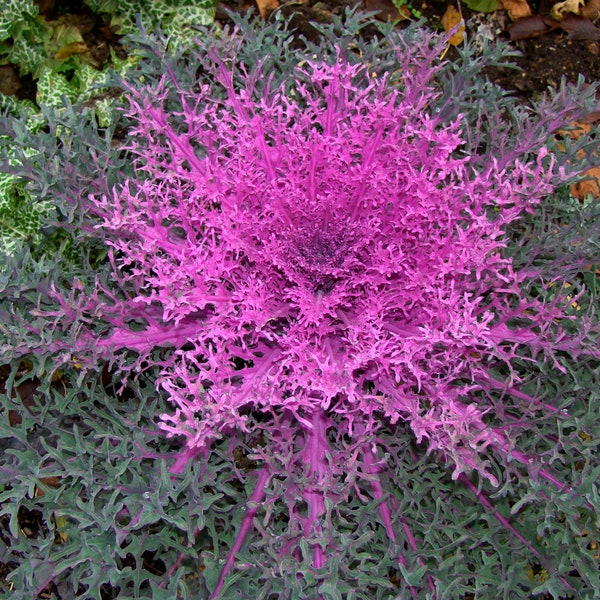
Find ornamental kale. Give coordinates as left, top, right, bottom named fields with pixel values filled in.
left=87, top=29, right=600, bottom=594
left=2, top=12, right=600, bottom=599
left=96, top=45, right=572, bottom=485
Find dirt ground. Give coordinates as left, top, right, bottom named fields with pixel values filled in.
left=219, top=0, right=600, bottom=99
left=488, top=32, right=600, bottom=98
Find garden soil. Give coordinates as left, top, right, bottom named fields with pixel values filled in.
left=243, top=0, right=600, bottom=99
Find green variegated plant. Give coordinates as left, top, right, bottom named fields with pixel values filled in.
left=1, top=0, right=217, bottom=261
left=0, top=148, right=44, bottom=257
left=84, top=0, right=217, bottom=45
left=0, top=0, right=48, bottom=76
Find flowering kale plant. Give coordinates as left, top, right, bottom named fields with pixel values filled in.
left=1, top=11, right=600, bottom=599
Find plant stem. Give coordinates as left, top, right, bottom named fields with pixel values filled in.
left=302, top=408, right=330, bottom=571
left=209, top=465, right=270, bottom=599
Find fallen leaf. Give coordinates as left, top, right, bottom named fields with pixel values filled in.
left=583, top=0, right=600, bottom=19
left=555, top=121, right=600, bottom=200
left=54, top=41, right=89, bottom=60
left=550, top=0, right=584, bottom=19
left=499, top=0, right=532, bottom=20
left=99, top=24, right=122, bottom=43
left=556, top=121, right=593, bottom=142
left=580, top=110, right=600, bottom=123
left=255, top=0, right=278, bottom=18
left=571, top=167, right=600, bottom=199
left=441, top=5, right=465, bottom=46
left=509, top=14, right=554, bottom=39
left=558, top=13, right=600, bottom=38
left=35, top=477, right=61, bottom=498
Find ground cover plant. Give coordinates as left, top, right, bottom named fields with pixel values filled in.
left=1, top=10, right=600, bottom=599
left=84, top=0, right=216, bottom=43
left=0, top=0, right=218, bottom=262
left=0, top=0, right=126, bottom=262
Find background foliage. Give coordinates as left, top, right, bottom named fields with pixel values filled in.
left=0, top=0, right=217, bottom=260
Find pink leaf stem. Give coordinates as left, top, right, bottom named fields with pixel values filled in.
left=210, top=465, right=271, bottom=599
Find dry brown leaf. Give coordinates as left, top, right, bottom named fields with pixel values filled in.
left=441, top=5, right=465, bottom=46
left=556, top=121, right=593, bottom=142
left=35, top=476, right=61, bottom=498
left=571, top=168, right=600, bottom=199
left=583, top=0, right=600, bottom=20
left=580, top=110, right=600, bottom=123
left=37, top=0, right=56, bottom=14
left=499, top=0, right=532, bottom=20
left=508, top=14, right=553, bottom=39
left=255, top=0, right=279, bottom=18
left=556, top=121, right=600, bottom=200
left=558, top=13, right=600, bottom=39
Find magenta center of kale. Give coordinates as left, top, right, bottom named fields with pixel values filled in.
left=283, top=218, right=356, bottom=292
